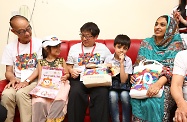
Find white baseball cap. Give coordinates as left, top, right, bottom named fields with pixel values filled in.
left=42, top=35, right=61, bottom=47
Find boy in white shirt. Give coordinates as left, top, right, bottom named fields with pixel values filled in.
left=104, top=34, right=132, bottom=122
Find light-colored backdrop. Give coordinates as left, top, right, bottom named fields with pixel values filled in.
left=0, top=0, right=177, bottom=79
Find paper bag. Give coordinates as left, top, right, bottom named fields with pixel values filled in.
left=83, top=67, right=112, bottom=88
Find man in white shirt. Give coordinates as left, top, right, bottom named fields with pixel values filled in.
left=171, top=50, right=187, bottom=122
left=1, top=15, right=42, bottom=122
left=66, top=22, right=111, bottom=122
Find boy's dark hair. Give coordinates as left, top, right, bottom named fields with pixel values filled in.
left=114, top=34, right=131, bottom=49
left=80, top=22, right=100, bottom=37
left=9, top=15, right=29, bottom=28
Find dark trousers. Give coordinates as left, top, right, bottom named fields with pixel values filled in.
left=67, top=77, right=109, bottom=122
left=0, top=104, right=7, bottom=122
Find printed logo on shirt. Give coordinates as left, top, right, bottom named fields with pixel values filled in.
left=15, top=52, right=38, bottom=70
left=78, top=53, right=100, bottom=66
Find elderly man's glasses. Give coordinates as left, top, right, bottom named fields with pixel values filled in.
left=79, top=33, right=93, bottom=40
left=14, top=25, right=32, bottom=35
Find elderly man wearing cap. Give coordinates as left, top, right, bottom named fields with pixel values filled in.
left=25, top=35, right=70, bottom=122
left=1, top=15, right=42, bottom=122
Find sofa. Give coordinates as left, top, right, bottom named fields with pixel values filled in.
left=0, top=39, right=142, bottom=122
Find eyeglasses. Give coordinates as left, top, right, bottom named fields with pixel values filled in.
left=79, top=33, right=93, bottom=40
left=14, top=25, right=32, bottom=35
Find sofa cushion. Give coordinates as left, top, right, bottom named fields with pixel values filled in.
left=0, top=80, right=8, bottom=99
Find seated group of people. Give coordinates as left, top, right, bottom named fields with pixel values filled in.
left=0, top=13, right=187, bottom=122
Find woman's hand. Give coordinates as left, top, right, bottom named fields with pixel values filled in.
left=173, top=10, right=187, bottom=26
left=146, top=83, right=162, bottom=97
left=173, top=10, right=180, bottom=23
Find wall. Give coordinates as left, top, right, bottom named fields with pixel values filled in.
left=0, top=0, right=177, bottom=79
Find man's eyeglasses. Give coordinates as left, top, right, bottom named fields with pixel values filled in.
left=14, top=25, right=32, bottom=35
left=79, top=33, right=93, bottom=40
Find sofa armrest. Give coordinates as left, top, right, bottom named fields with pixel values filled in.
left=0, top=79, right=9, bottom=99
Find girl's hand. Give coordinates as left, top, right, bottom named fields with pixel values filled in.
left=61, top=74, right=68, bottom=83
left=32, top=94, right=39, bottom=98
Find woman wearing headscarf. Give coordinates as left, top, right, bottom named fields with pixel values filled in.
left=130, top=15, right=184, bottom=122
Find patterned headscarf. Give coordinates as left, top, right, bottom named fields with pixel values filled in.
left=135, top=15, right=184, bottom=67
left=155, top=15, right=178, bottom=46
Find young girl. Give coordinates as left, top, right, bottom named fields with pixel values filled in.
left=26, top=35, right=70, bottom=122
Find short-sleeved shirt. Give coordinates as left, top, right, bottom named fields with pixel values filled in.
left=40, top=58, right=64, bottom=68
left=1, top=37, right=42, bottom=78
left=173, top=50, right=187, bottom=82
left=104, top=53, right=132, bottom=74
left=66, top=42, right=111, bottom=71
left=104, top=53, right=132, bottom=90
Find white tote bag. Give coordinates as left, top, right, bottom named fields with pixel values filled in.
left=129, top=60, right=164, bottom=99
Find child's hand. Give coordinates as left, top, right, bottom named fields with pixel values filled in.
left=32, top=94, right=39, bottom=98
left=119, top=53, right=125, bottom=63
left=61, top=75, right=68, bottom=83
left=130, top=75, right=136, bottom=84
left=119, top=53, right=125, bottom=61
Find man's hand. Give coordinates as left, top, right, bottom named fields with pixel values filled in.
left=70, top=69, right=82, bottom=79
left=14, top=81, right=29, bottom=90
left=174, top=101, right=187, bottom=122
left=5, top=78, right=20, bottom=89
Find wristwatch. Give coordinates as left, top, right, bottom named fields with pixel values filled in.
left=25, top=79, right=30, bottom=83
